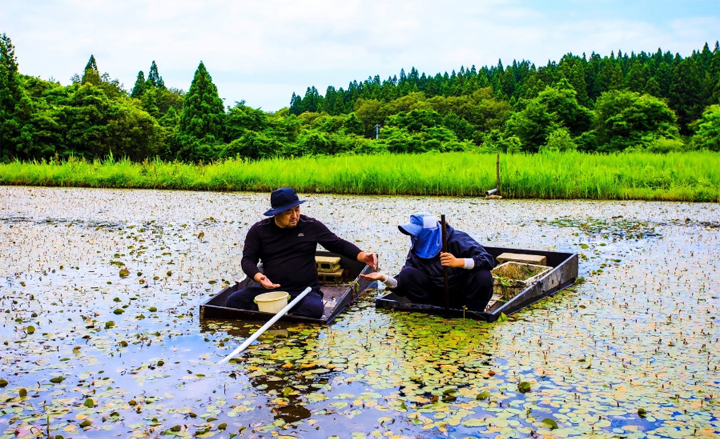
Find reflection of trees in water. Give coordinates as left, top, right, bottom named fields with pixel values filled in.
left=248, top=365, right=317, bottom=423
left=225, top=328, right=334, bottom=424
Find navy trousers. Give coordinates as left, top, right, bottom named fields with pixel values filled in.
left=225, top=285, right=325, bottom=319
left=393, top=266, right=493, bottom=312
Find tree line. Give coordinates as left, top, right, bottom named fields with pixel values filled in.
left=1, top=33, right=719, bottom=163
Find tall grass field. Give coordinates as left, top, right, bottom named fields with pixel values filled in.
left=1, top=151, right=718, bottom=202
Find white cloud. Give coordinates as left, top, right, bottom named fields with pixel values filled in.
left=3, top=0, right=718, bottom=111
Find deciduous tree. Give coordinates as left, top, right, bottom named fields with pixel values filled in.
left=593, top=90, right=679, bottom=152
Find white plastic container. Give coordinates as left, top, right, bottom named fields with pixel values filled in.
left=254, top=291, right=289, bottom=313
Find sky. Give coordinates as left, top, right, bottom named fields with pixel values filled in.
left=2, top=0, right=719, bottom=112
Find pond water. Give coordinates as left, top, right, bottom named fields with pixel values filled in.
left=1, top=186, right=718, bottom=438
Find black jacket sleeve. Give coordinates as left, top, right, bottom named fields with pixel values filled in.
left=241, top=224, right=262, bottom=280
left=314, top=220, right=363, bottom=260
left=448, top=229, right=495, bottom=270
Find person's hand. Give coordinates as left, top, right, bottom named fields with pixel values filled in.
left=358, top=252, right=378, bottom=270
left=254, top=273, right=280, bottom=289
left=440, top=252, right=463, bottom=268
left=359, top=272, right=386, bottom=282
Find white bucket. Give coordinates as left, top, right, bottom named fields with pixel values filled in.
left=254, top=291, right=289, bottom=313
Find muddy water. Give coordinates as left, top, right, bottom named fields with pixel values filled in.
left=1, top=186, right=718, bottom=438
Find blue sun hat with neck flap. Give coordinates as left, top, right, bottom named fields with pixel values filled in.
left=398, top=212, right=442, bottom=259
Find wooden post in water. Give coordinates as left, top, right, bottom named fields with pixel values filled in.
left=496, top=153, right=500, bottom=194
left=441, top=214, right=449, bottom=313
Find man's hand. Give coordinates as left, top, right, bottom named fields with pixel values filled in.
left=254, top=273, right=280, bottom=289
left=440, top=252, right=463, bottom=268
left=358, top=252, right=378, bottom=270
left=359, top=272, right=386, bottom=282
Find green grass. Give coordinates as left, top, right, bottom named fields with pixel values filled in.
left=1, top=151, right=719, bottom=201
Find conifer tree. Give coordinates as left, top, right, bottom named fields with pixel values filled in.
left=624, top=60, right=648, bottom=93
left=131, top=71, right=146, bottom=99
left=669, top=57, right=706, bottom=134
left=146, top=61, right=165, bottom=89
left=569, top=63, right=590, bottom=106
left=179, top=61, right=225, bottom=151
left=709, top=45, right=720, bottom=104
left=158, top=106, right=179, bottom=128
left=0, top=33, right=22, bottom=159
left=594, top=58, right=623, bottom=95
left=644, top=77, right=662, bottom=97
left=81, top=54, right=101, bottom=85
left=289, top=92, right=302, bottom=115
left=85, top=54, right=98, bottom=72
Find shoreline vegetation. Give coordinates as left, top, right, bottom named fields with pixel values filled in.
left=1, top=151, right=718, bottom=202
left=3, top=34, right=720, bottom=167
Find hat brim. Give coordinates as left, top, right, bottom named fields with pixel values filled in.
left=264, top=199, right=306, bottom=216
left=398, top=223, right=423, bottom=236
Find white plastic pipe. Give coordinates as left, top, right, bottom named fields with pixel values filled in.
left=217, top=287, right=312, bottom=365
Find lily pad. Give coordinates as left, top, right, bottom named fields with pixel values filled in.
left=476, top=390, right=491, bottom=400
left=542, top=418, right=558, bottom=429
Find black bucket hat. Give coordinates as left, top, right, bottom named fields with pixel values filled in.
left=263, top=187, right=306, bottom=216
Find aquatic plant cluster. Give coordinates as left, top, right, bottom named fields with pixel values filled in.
left=0, top=187, right=718, bottom=438
left=1, top=150, right=719, bottom=202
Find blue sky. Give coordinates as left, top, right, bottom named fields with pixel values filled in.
left=2, top=0, right=718, bottom=112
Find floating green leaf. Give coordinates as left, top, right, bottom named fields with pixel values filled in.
left=476, top=390, right=491, bottom=400
left=541, top=418, right=558, bottom=429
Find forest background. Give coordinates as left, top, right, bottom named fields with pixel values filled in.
left=1, top=34, right=719, bottom=165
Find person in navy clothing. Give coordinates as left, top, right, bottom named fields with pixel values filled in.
left=226, top=187, right=377, bottom=318
left=361, top=212, right=495, bottom=312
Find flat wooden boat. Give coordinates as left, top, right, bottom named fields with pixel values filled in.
left=200, top=250, right=376, bottom=324
left=374, top=246, right=578, bottom=322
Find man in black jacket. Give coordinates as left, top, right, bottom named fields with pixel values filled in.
left=226, top=187, right=377, bottom=318
left=361, top=212, right=495, bottom=312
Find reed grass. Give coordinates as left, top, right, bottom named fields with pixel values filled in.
left=1, top=151, right=718, bottom=201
